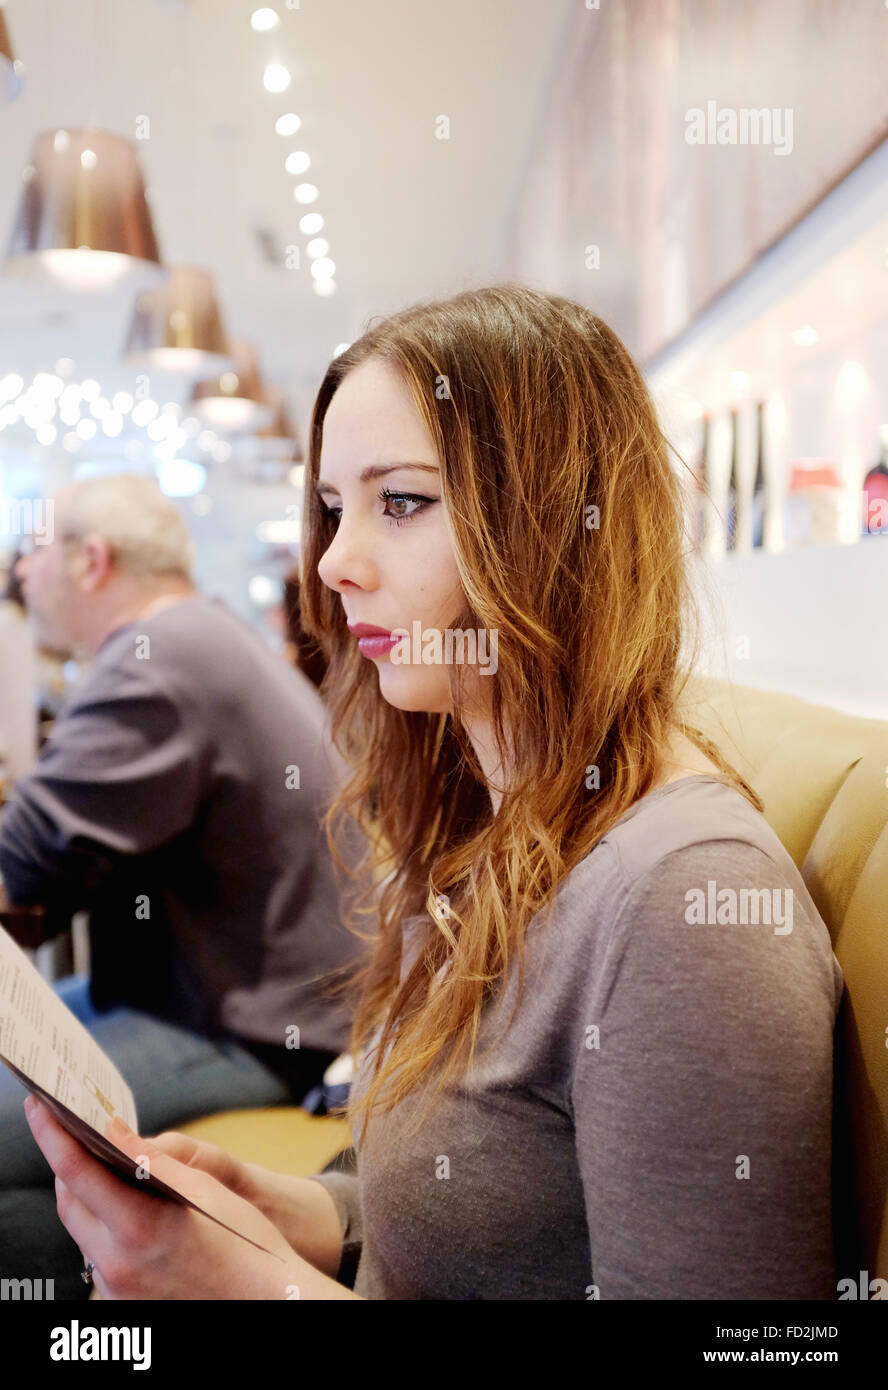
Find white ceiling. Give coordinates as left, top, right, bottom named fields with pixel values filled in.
left=0, top=0, right=572, bottom=421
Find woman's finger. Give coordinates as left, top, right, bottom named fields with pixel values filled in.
left=25, top=1098, right=171, bottom=1251
left=53, top=1179, right=141, bottom=1301
left=53, top=1175, right=109, bottom=1272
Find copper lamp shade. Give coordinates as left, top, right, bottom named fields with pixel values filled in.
left=0, top=10, right=24, bottom=104
left=232, top=387, right=303, bottom=477
left=191, top=338, right=274, bottom=433
left=4, top=127, right=165, bottom=291
left=123, top=265, right=234, bottom=376
left=257, top=387, right=302, bottom=457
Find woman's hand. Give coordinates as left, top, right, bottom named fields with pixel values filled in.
left=24, top=1097, right=360, bottom=1300
left=147, top=1130, right=349, bottom=1279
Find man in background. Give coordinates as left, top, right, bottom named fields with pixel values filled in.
left=0, top=474, right=364, bottom=1298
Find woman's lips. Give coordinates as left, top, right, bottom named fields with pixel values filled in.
left=357, top=633, right=400, bottom=659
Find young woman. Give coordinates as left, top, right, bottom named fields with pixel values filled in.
left=27, top=286, right=842, bottom=1300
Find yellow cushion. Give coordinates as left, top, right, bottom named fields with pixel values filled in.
left=688, top=676, right=888, bottom=1279
left=174, top=1106, right=351, bottom=1176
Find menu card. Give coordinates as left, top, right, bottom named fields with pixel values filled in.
left=0, top=923, right=284, bottom=1260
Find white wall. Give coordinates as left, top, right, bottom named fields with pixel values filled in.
left=689, top=541, right=888, bottom=720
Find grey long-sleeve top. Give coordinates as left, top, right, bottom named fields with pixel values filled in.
left=307, top=774, right=844, bottom=1299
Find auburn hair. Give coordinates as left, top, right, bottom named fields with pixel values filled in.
left=299, top=284, right=762, bottom=1148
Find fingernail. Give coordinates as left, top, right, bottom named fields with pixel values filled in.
left=24, top=1095, right=38, bottom=1117
left=109, top=1114, right=134, bottom=1138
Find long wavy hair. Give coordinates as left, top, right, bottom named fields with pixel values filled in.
left=299, top=284, right=763, bottom=1147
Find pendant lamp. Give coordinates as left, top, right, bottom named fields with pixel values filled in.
left=190, top=339, right=274, bottom=433
left=0, top=8, right=23, bottom=104
left=123, top=265, right=234, bottom=376
left=4, top=127, right=165, bottom=292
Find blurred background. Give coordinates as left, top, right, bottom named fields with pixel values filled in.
left=0, top=0, right=886, bottom=752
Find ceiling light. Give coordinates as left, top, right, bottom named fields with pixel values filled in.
left=31, top=372, right=64, bottom=398
left=256, top=519, right=301, bottom=545
left=4, top=129, right=164, bottom=292
left=792, top=325, right=820, bottom=347
left=0, top=373, right=24, bottom=401
left=251, top=8, right=280, bottom=31
left=306, top=238, right=329, bottom=258
left=263, top=64, right=291, bottom=94
left=101, top=411, right=124, bottom=437
left=0, top=10, right=24, bottom=105
left=123, top=265, right=234, bottom=377
left=332, top=343, right=351, bottom=357
left=293, top=183, right=318, bottom=204
left=834, top=359, right=870, bottom=412
left=231, top=386, right=302, bottom=468
left=191, top=339, right=274, bottom=434
left=275, top=113, right=301, bottom=136
left=312, top=278, right=336, bottom=297
left=285, top=151, right=311, bottom=175
left=131, top=399, right=159, bottom=427
left=156, top=457, right=207, bottom=498
left=310, top=257, right=335, bottom=279
left=248, top=575, right=281, bottom=607
left=299, top=213, right=323, bottom=235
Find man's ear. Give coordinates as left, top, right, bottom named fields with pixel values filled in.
left=76, top=534, right=114, bottom=592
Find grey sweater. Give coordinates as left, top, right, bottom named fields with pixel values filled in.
left=0, top=594, right=364, bottom=1053
left=307, top=774, right=844, bottom=1299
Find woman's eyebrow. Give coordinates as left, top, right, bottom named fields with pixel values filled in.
left=315, top=462, right=440, bottom=497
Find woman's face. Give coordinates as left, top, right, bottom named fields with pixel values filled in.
left=316, top=356, right=466, bottom=714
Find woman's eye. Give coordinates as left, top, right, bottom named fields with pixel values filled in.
left=378, top=488, right=435, bottom=527
left=320, top=490, right=436, bottom=528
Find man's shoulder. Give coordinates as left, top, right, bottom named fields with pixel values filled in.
left=93, top=597, right=253, bottom=684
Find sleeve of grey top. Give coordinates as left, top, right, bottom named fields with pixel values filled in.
left=0, top=654, right=204, bottom=908
left=570, top=839, right=841, bottom=1300
left=304, top=1171, right=363, bottom=1279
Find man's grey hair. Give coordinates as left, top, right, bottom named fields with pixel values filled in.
left=60, top=474, right=194, bottom=581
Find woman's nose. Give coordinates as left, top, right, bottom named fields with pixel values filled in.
left=318, top=523, right=374, bottom=592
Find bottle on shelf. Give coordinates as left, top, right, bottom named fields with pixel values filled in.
left=862, top=425, right=888, bottom=536
left=693, top=415, right=710, bottom=554
left=726, top=410, right=739, bottom=551
left=752, top=401, right=767, bottom=549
